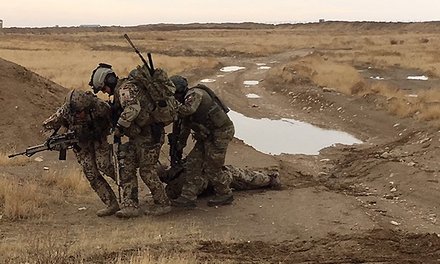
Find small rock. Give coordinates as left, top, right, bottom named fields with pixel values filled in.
left=384, top=194, right=394, bottom=199
left=15, top=106, right=19, bottom=109
left=43, top=167, right=49, bottom=170
left=259, top=205, right=263, bottom=208
left=390, top=220, right=401, bottom=226
left=390, top=187, right=397, bottom=192
left=320, top=158, right=330, bottom=162
left=380, top=152, right=391, bottom=158
left=34, top=157, right=44, bottom=162
left=78, top=207, right=87, bottom=211
left=407, top=162, right=416, bottom=167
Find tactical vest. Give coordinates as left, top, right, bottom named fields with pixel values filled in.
left=189, top=86, right=232, bottom=131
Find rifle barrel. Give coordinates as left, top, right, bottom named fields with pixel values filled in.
left=8, top=152, right=25, bottom=158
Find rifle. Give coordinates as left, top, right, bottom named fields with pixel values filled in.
left=123, top=33, right=155, bottom=76
left=168, top=118, right=183, bottom=168
left=8, top=131, right=78, bottom=160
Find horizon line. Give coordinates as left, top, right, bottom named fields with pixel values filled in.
left=2, top=19, right=440, bottom=29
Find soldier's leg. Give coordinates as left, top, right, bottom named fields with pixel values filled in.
left=117, top=142, right=139, bottom=208
left=74, top=143, right=119, bottom=216
left=204, top=133, right=233, bottom=195
left=225, top=165, right=272, bottom=190
left=180, top=142, right=208, bottom=200
left=138, top=143, right=170, bottom=207
left=95, top=139, right=116, bottom=181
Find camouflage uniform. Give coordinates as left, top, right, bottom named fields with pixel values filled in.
left=43, top=90, right=118, bottom=216
left=174, top=84, right=235, bottom=206
left=163, top=164, right=281, bottom=199
left=113, top=72, right=171, bottom=211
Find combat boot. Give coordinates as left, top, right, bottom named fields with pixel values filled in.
left=207, top=194, right=234, bottom=207
left=115, top=206, right=140, bottom=218
left=96, top=203, right=120, bottom=217
left=171, top=196, right=196, bottom=208
left=145, top=204, right=172, bottom=216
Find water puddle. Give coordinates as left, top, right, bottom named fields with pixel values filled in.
left=220, top=66, right=246, bottom=72
left=370, top=76, right=385, bottom=80
left=407, top=75, right=429, bottom=81
left=245, top=93, right=261, bottom=99
left=243, top=80, right=259, bottom=86
left=228, top=110, right=362, bottom=155
left=200, top=79, right=216, bottom=83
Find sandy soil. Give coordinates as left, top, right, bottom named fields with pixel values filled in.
left=1, top=40, right=440, bottom=263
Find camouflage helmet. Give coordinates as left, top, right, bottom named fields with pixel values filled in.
left=66, top=89, right=95, bottom=113
left=89, top=63, right=117, bottom=94
left=169, top=75, right=188, bottom=94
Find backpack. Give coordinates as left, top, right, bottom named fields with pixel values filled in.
left=129, top=65, right=178, bottom=126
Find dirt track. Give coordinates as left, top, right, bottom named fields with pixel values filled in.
left=1, top=36, right=440, bottom=263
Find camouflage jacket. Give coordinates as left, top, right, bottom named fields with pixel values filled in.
left=43, top=94, right=112, bottom=142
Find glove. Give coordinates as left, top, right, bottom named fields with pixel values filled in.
left=114, top=125, right=124, bottom=138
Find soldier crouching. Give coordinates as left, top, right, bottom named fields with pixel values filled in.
left=43, top=89, right=119, bottom=217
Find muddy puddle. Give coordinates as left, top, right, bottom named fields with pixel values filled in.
left=228, top=110, right=362, bottom=155
left=357, top=66, right=440, bottom=92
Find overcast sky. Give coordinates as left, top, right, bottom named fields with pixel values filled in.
left=1, top=0, right=439, bottom=28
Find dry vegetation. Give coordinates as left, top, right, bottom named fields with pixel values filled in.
left=1, top=24, right=439, bottom=122
left=1, top=23, right=440, bottom=262
left=0, top=152, right=30, bottom=166
left=0, top=168, right=91, bottom=220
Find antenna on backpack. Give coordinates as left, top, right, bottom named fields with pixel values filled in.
left=123, top=34, right=155, bottom=76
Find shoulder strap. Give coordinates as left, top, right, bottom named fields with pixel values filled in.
left=194, top=84, right=230, bottom=113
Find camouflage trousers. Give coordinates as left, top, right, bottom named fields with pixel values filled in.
left=74, top=139, right=118, bottom=207
left=180, top=125, right=234, bottom=201
left=118, top=136, right=170, bottom=207
left=166, top=165, right=274, bottom=199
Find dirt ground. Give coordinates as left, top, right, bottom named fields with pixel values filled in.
left=1, top=24, right=440, bottom=263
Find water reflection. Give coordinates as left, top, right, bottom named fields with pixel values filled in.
left=228, top=110, right=362, bottom=155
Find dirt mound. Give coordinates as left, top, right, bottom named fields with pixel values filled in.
left=0, top=58, right=67, bottom=151
left=198, top=229, right=440, bottom=263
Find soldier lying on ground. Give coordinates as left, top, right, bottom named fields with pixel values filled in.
left=43, top=90, right=120, bottom=217
left=158, top=163, right=282, bottom=200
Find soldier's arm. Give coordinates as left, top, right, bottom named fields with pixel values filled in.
left=178, top=89, right=203, bottom=117
left=117, top=82, right=143, bottom=128
left=42, top=103, right=69, bottom=131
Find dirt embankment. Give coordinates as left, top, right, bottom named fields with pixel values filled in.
left=0, top=58, right=67, bottom=151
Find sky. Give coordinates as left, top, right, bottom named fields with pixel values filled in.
left=1, top=0, right=439, bottom=28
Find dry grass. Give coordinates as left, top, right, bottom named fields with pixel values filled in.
left=0, top=167, right=91, bottom=221
left=0, top=152, right=31, bottom=166
left=1, top=219, right=209, bottom=263
left=0, top=176, right=45, bottom=220
left=0, top=37, right=220, bottom=90
left=117, top=251, right=199, bottom=264
left=41, top=167, right=91, bottom=195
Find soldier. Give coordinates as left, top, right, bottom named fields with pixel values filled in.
left=89, top=63, right=172, bottom=218
left=169, top=75, right=235, bottom=208
left=43, top=89, right=119, bottom=217
left=160, top=164, right=282, bottom=200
